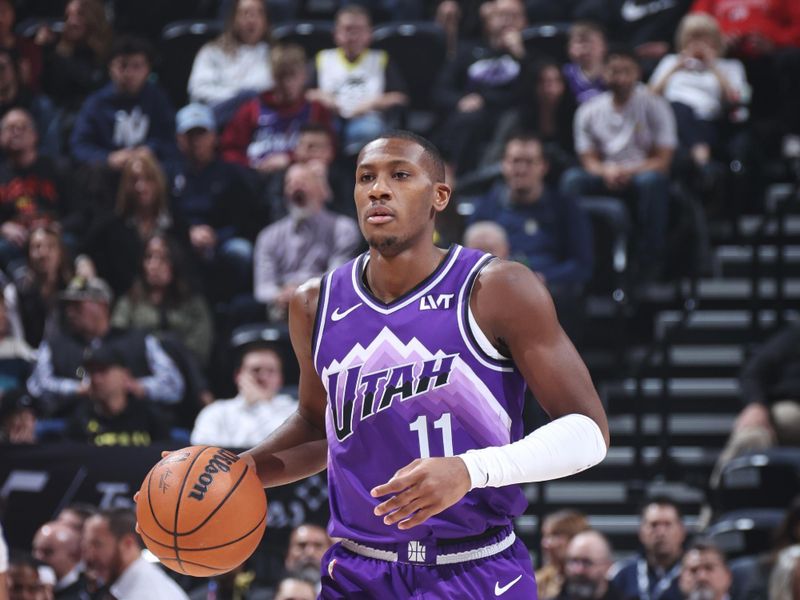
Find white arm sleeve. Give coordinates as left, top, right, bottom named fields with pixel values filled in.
left=458, top=413, right=607, bottom=489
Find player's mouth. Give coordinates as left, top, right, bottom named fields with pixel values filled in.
left=365, top=205, right=395, bottom=224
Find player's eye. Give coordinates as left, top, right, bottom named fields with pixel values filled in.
left=393, top=171, right=409, bottom=179
left=359, top=173, right=375, bottom=183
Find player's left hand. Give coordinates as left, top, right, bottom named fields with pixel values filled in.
left=370, top=457, right=471, bottom=529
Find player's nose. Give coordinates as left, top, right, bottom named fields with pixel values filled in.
left=367, top=173, right=392, bottom=200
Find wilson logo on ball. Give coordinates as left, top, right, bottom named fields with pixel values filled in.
left=188, top=449, right=240, bottom=501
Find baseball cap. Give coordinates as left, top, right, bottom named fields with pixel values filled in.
left=59, top=277, right=113, bottom=304
left=83, top=342, right=127, bottom=371
left=176, top=103, right=216, bottom=134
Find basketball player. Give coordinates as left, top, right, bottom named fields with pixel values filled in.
left=251, top=131, right=610, bottom=597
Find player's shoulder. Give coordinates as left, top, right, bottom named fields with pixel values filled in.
left=473, top=258, right=552, bottom=314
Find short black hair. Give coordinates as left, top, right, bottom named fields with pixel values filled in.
left=605, top=43, right=639, bottom=67
left=235, top=341, right=284, bottom=373
left=504, top=130, right=544, bottom=150
left=99, top=508, right=141, bottom=546
left=361, top=130, right=446, bottom=183
left=109, top=35, right=154, bottom=65
left=640, top=495, right=684, bottom=520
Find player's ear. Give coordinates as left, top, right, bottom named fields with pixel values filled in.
left=432, top=182, right=451, bottom=214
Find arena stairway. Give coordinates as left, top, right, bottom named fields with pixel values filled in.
left=515, top=196, right=800, bottom=563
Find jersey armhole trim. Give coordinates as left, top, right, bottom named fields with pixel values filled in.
left=312, top=272, right=332, bottom=370
left=458, top=255, right=514, bottom=371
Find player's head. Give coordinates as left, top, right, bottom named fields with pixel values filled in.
left=284, top=523, right=331, bottom=583
left=639, top=496, right=686, bottom=565
left=563, top=530, right=613, bottom=599
left=502, top=132, right=549, bottom=198
left=679, top=539, right=731, bottom=600
left=355, top=131, right=450, bottom=255
left=82, top=508, right=141, bottom=587
left=32, top=520, right=82, bottom=580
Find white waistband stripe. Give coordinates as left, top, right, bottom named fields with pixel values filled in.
left=340, top=531, right=516, bottom=565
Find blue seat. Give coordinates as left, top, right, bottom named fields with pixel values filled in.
left=706, top=508, right=786, bottom=560
left=712, top=448, right=800, bottom=514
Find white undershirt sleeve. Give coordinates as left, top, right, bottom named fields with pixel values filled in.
left=458, top=413, right=607, bottom=489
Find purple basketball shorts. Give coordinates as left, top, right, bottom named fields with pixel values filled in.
left=318, top=526, right=538, bottom=599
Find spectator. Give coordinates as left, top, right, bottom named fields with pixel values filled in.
left=468, top=133, right=592, bottom=340
left=82, top=508, right=188, bottom=599
left=36, top=0, right=111, bottom=113
left=111, top=234, right=213, bottom=367
left=0, top=109, right=78, bottom=272
left=308, top=5, right=408, bottom=155
left=7, top=552, right=45, bottom=600
left=0, top=524, right=6, bottom=600
left=70, top=36, right=178, bottom=172
left=691, top=0, right=800, bottom=58
left=66, top=341, right=171, bottom=446
left=560, top=46, right=677, bottom=279
left=284, top=523, right=332, bottom=584
left=563, top=21, right=607, bottom=105
left=0, top=0, right=42, bottom=92
left=9, top=224, right=73, bottom=348
left=55, top=504, right=97, bottom=538
left=81, top=149, right=186, bottom=296
left=273, top=577, right=315, bottom=600
left=187, top=0, right=273, bottom=123
left=650, top=13, right=750, bottom=169
left=770, top=544, right=800, bottom=600
left=679, top=540, right=732, bottom=600
left=220, top=44, right=333, bottom=174
left=711, top=322, right=800, bottom=488
left=26, top=276, right=184, bottom=415
left=173, top=103, right=258, bottom=300
left=191, top=343, right=296, bottom=447
left=610, top=496, right=686, bottom=600
left=558, top=530, right=618, bottom=600
left=0, top=48, right=60, bottom=159
left=32, top=521, right=87, bottom=600
left=0, top=388, right=36, bottom=444
left=0, top=292, right=33, bottom=392
left=518, top=61, right=578, bottom=180
left=253, top=162, right=360, bottom=322
left=463, top=220, right=511, bottom=259
left=434, top=0, right=533, bottom=174
left=536, top=510, right=591, bottom=600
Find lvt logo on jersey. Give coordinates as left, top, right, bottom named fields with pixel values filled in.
left=419, top=293, right=454, bottom=310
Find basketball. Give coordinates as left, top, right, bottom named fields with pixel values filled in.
left=135, top=446, right=268, bottom=577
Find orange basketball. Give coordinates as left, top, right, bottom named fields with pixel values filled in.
left=135, top=445, right=267, bottom=577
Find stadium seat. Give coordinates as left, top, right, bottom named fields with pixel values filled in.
left=706, top=508, right=785, bottom=560
left=272, top=21, right=335, bottom=60
left=372, top=22, right=446, bottom=113
left=711, top=448, right=800, bottom=515
left=159, top=19, right=223, bottom=108
left=521, top=23, right=570, bottom=64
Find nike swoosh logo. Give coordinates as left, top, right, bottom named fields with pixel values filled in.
left=494, top=574, right=523, bottom=596
left=331, top=303, right=363, bottom=321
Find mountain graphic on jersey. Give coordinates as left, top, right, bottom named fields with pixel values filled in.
left=321, top=326, right=512, bottom=448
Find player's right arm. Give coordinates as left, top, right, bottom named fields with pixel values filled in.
left=241, top=279, right=329, bottom=488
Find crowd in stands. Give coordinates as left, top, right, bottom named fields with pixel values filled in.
left=0, top=0, right=798, bottom=596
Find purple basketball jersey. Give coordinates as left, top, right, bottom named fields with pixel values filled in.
left=313, top=245, right=528, bottom=543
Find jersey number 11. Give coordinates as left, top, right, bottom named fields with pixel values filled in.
left=409, top=413, right=454, bottom=458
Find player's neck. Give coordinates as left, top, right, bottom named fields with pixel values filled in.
left=365, top=244, right=448, bottom=304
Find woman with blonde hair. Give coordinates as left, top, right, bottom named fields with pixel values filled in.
left=81, top=150, right=187, bottom=295
left=536, top=509, right=591, bottom=599
left=188, top=0, right=273, bottom=123
left=649, top=12, right=750, bottom=168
